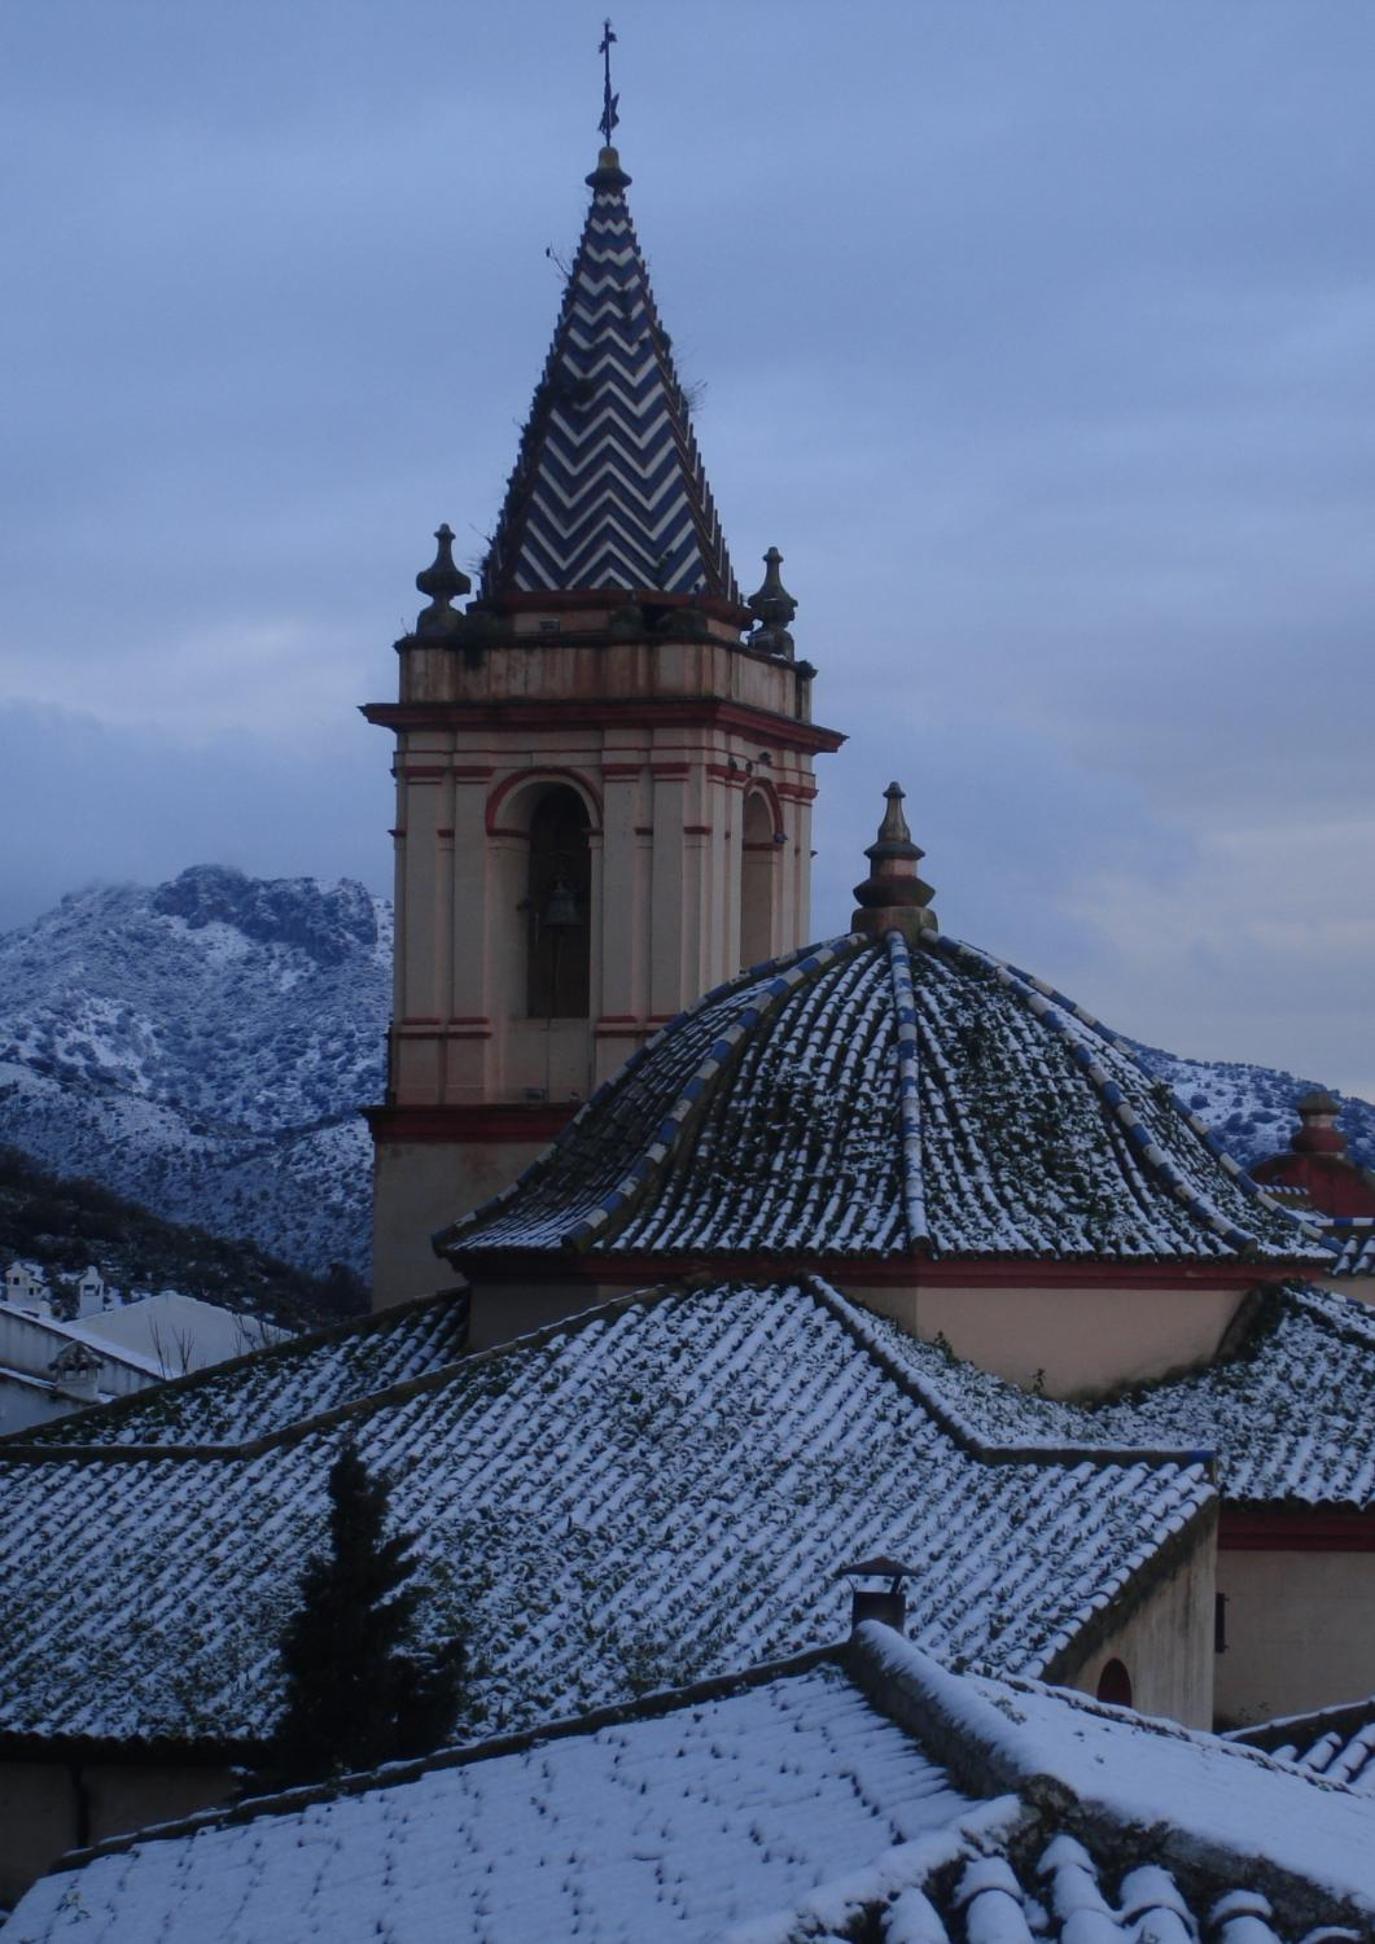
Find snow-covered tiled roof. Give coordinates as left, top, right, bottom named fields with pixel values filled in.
left=9, top=1291, right=470, bottom=1451
left=849, top=1279, right=1375, bottom=1509
left=0, top=1281, right=1211, bottom=1749
left=13, top=1632, right=1372, bottom=1942
left=442, top=932, right=1329, bottom=1266
left=1229, top=1697, right=1375, bottom=1797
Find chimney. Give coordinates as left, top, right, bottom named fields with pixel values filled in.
left=838, top=1557, right=918, bottom=1636
left=49, top=1343, right=102, bottom=1405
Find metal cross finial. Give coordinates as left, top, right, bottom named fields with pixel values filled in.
left=598, top=18, right=620, bottom=145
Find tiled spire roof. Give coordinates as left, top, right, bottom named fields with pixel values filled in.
left=480, top=148, right=740, bottom=606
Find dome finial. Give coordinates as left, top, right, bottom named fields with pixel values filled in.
left=851, top=782, right=937, bottom=943
left=415, top=523, right=471, bottom=636
left=747, top=546, right=797, bottom=657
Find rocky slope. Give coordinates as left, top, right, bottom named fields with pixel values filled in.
left=0, top=866, right=1367, bottom=1279
left=0, top=1146, right=363, bottom=1326
left=0, top=868, right=389, bottom=1276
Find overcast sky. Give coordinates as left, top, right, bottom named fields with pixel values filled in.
left=2, top=1, right=1372, bottom=1093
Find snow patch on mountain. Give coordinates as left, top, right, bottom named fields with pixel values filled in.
left=0, top=868, right=390, bottom=1275
left=1131, top=1039, right=1375, bottom=1173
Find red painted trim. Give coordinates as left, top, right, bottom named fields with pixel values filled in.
left=436, top=828, right=454, bottom=839
left=633, top=825, right=654, bottom=836
left=683, top=823, right=713, bottom=836
left=742, top=776, right=785, bottom=836
left=363, top=698, right=846, bottom=758
left=485, top=768, right=603, bottom=836
left=453, top=1250, right=1297, bottom=1290
left=365, top=1103, right=577, bottom=1145
left=453, top=766, right=496, bottom=780
left=1220, top=1507, right=1375, bottom=1552
left=775, top=780, right=818, bottom=804
left=650, top=764, right=692, bottom=782
left=399, top=765, right=446, bottom=780
left=601, top=764, right=644, bottom=781
left=706, top=763, right=749, bottom=789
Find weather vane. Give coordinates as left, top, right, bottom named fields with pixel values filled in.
left=598, top=18, right=620, bottom=146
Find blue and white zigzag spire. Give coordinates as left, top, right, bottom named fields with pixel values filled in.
left=481, top=147, right=740, bottom=606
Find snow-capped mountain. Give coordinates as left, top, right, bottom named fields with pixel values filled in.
left=0, top=867, right=390, bottom=1276
left=0, top=865, right=1369, bottom=1279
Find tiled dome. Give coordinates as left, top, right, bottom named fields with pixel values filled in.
left=440, top=928, right=1330, bottom=1268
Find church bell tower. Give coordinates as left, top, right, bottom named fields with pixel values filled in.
left=364, top=54, right=843, bottom=1306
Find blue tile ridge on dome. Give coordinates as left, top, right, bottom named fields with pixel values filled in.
left=433, top=933, right=863, bottom=1258
left=884, top=930, right=930, bottom=1251
left=926, top=932, right=1329, bottom=1257
left=479, top=142, right=740, bottom=605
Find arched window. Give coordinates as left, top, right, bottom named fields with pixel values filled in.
left=1096, top=1658, right=1133, bottom=1708
left=525, top=786, right=591, bottom=1018
left=739, top=790, right=776, bottom=969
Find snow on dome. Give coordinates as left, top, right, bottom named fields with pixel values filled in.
left=440, top=928, right=1331, bottom=1267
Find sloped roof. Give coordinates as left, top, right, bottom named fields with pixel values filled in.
left=1230, top=1695, right=1375, bottom=1795
left=442, top=931, right=1329, bottom=1266
left=849, top=1280, right=1375, bottom=1509
left=8, top=1291, right=470, bottom=1451
left=13, top=1632, right=1372, bottom=1942
left=480, top=149, right=739, bottom=604
left=0, top=1281, right=1210, bottom=1749
left=69, top=1291, right=291, bottom=1374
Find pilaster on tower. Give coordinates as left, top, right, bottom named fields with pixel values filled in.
left=363, top=119, right=843, bottom=1308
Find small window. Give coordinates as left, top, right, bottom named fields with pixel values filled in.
left=525, top=786, right=591, bottom=1018
left=739, top=790, right=776, bottom=969
left=1096, top=1658, right=1133, bottom=1708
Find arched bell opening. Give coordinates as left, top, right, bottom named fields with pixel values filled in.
left=524, top=785, right=592, bottom=1019
left=1095, top=1658, right=1133, bottom=1709
left=739, top=789, right=778, bottom=970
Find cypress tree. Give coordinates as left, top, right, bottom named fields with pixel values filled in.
left=270, top=1441, right=465, bottom=1784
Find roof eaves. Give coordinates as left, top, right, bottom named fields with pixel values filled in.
left=0, top=1288, right=469, bottom=1453
left=0, top=1283, right=686, bottom=1466
left=37, top=1642, right=846, bottom=1878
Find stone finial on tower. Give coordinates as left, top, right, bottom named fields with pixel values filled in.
left=415, top=524, right=472, bottom=636
left=851, top=783, right=937, bottom=943
left=747, top=547, right=797, bottom=657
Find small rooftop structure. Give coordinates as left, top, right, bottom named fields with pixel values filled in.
left=1252, top=1087, right=1375, bottom=1220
